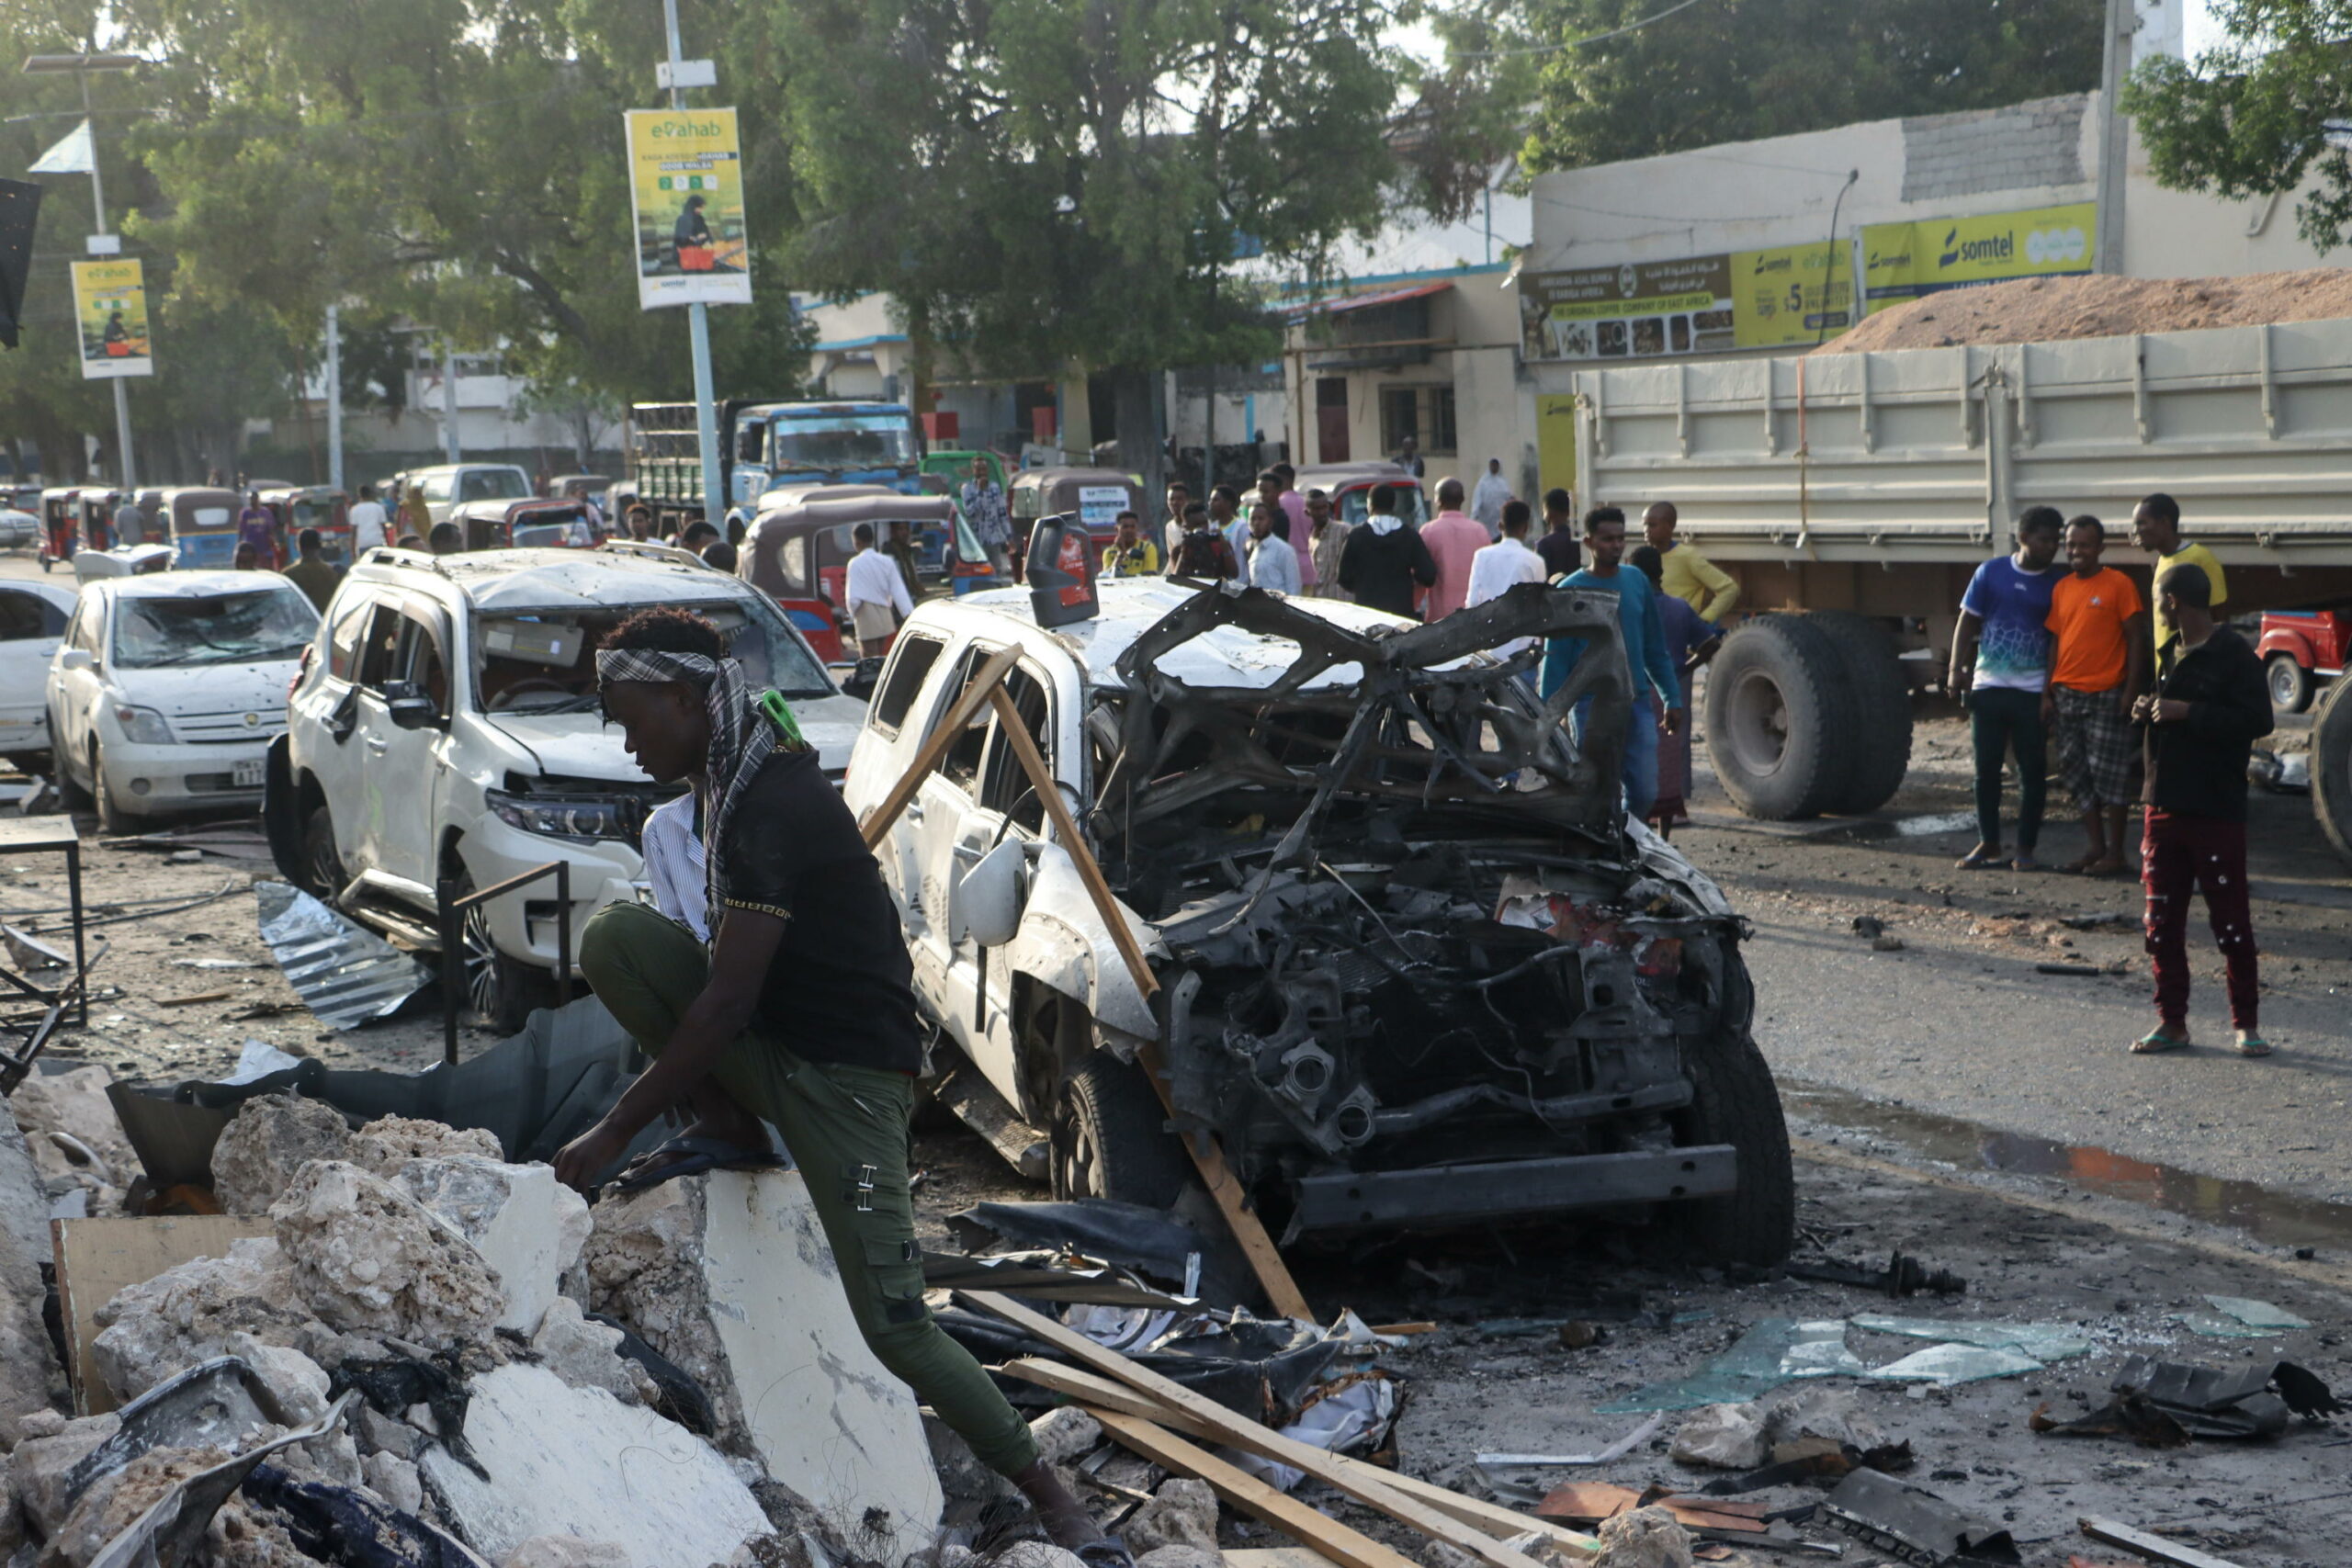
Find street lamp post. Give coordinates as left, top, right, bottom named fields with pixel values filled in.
left=23, top=52, right=141, bottom=490
left=660, top=0, right=726, bottom=531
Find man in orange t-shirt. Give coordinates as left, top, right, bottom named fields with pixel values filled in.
left=2043, top=513, right=2148, bottom=875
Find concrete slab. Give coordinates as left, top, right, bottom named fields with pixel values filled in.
left=417, top=1362, right=768, bottom=1566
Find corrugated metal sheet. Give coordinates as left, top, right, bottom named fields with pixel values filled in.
left=254, top=880, right=431, bottom=1031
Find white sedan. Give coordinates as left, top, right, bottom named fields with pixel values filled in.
left=46, top=570, right=318, bottom=829
left=0, top=580, right=78, bottom=766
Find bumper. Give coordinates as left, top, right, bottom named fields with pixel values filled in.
left=98, top=738, right=274, bottom=816
left=458, top=815, right=643, bottom=971
left=1286, top=1145, right=1739, bottom=1236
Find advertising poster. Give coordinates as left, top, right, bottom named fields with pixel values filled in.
left=1862, top=202, right=2095, bottom=314
left=625, top=107, right=752, bottom=310
left=1729, top=241, right=1853, bottom=348
left=1521, top=256, right=1735, bottom=361
left=1077, top=484, right=1131, bottom=534
left=71, top=258, right=153, bottom=379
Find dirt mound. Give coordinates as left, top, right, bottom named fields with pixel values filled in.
left=1816, top=268, right=2352, bottom=354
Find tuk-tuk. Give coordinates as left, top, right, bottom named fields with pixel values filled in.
left=159, top=487, right=248, bottom=570
left=742, top=491, right=957, bottom=664
left=456, top=497, right=604, bottom=552
left=262, top=486, right=353, bottom=564
left=1008, top=467, right=1143, bottom=554
left=37, top=487, right=86, bottom=570
left=1291, top=462, right=1429, bottom=529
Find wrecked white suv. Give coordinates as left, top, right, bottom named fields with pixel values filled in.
left=842, top=578, right=1792, bottom=1262
left=265, top=544, right=866, bottom=1029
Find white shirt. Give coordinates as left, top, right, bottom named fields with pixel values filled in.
left=1224, top=517, right=1253, bottom=586
left=640, top=794, right=708, bottom=940
left=1470, top=473, right=1512, bottom=534
left=1248, top=531, right=1301, bottom=595
left=348, top=500, right=390, bottom=554
left=1465, top=536, right=1550, bottom=657
left=844, top=546, right=914, bottom=616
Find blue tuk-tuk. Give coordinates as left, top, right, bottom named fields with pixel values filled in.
left=162, top=486, right=246, bottom=569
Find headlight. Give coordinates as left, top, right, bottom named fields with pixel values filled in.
left=113, top=705, right=175, bottom=744
left=486, top=789, right=633, bottom=843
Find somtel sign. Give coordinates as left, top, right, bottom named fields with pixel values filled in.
left=1862, top=201, right=2095, bottom=315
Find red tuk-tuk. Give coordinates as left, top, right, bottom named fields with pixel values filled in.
left=742, top=490, right=956, bottom=664
left=453, top=498, right=605, bottom=551
left=1291, top=461, right=1429, bottom=529
left=37, top=486, right=86, bottom=570
left=1008, top=466, right=1144, bottom=556
left=159, top=487, right=247, bottom=570
left=262, top=486, right=353, bottom=564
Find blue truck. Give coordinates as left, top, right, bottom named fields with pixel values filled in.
left=627, top=398, right=927, bottom=528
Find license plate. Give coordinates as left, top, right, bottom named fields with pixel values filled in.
left=232, top=759, right=266, bottom=788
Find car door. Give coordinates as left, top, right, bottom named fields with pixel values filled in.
left=48, top=597, right=107, bottom=782
left=350, top=600, right=453, bottom=895
left=292, top=592, right=380, bottom=874
left=0, top=587, right=68, bottom=755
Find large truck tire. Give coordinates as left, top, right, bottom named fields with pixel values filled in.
left=2314, top=677, right=2352, bottom=870
left=1805, top=611, right=1914, bottom=814
left=1702, top=615, right=1857, bottom=819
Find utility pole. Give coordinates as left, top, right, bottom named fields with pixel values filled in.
left=324, top=304, right=344, bottom=493
left=441, top=337, right=460, bottom=463
left=662, top=0, right=727, bottom=530
left=2094, top=0, right=2135, bottom=276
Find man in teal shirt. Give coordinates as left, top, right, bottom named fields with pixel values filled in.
left=1541, top=505, right=1684, bottom=819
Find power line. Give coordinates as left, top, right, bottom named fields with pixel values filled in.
left=1458, top=0, right=1716, bottom=61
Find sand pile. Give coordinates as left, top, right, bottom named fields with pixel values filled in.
left=1817, top=268, right=2352, bottom=354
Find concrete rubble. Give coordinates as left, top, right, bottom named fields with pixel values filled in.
left=8, top=1065, right=136, bottom=1210
left=0, top=1095, right=67, bottom=1446
left=1122, top=1478, right=1219, bottom=1556
left=1589, top=1506, right=1694, bottom=1568
left=270, top=1159, right=508, bottom=1338
left=209, top=1092, right=355, bottom=1216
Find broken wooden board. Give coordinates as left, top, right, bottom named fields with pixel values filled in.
left=1091, top=1409, right=1419, bottom=1568
left=52, top=1214, right=272, bottom=1415
left=859, top=646, right=1022, bottom=849
left=2078, top=1517, right=2248, bottom=1568
left=1000, top=1358, right=1597, bottom=1556
left=1534, top=1481, right=1769, bottom=1537
left=1134, top=1045, right=1313, bottom=1323
left=967, top=1291, right=1575, bottom=1568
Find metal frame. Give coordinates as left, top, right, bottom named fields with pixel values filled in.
left=0, top=818, right=89, bottom=1026
left=435, top=859, right=571, bottom=1065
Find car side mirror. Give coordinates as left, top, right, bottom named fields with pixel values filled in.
left=956, top=840, right=1027, bottom=948
left=843, top=656, right=885, bottom=702
left=385, top=687, right=441, bottom=730
left=58, top=649, right=92, bottom=672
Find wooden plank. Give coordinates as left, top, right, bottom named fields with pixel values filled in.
left=2077, top=1517, right=2249, bottom=1568
left=1135, top=1044, right=1313, bottom=1323
left=857, top=645, right=1023, bottom=850
left=52, top=1214, right=272, bottom=1415
left=983, top=684, right=1158, bottom=999
left=998, top=1359, right=1599, bottom=1556
left=1089, top=1409, right=1420, bottom=1568
left=967, top=1292, right=1567, bottom=1568
left=158, top=989, right=231, bottom=1008
left=1224, top=1551, right=1343, bottom=1568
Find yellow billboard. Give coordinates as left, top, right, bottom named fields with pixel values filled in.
left=1730, top=242, right=1853, bottom=348
left=625, top=107, right=752, bottom=310
left=71, top=258, right=152, bottom=379
left=1862, top=202, right=2095, bottom=314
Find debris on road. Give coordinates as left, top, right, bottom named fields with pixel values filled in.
left=254, top=881, right=432, bottom=1032
left=2078, top=1513, right=2253, bottom=1568
left=1475, top=1412, right=1666, bottom=1471
left=2033, top=1354, right=2342, bottom=1445
left=2174, top=1294, right=2310, bottom=1337
left=1817, top=1467, right=2018, bottom=1564
left=1786, top=1248, right=1965, bottom=1297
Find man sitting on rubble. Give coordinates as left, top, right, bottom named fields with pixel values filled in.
left=555, top=608, right=1125, bottom=1562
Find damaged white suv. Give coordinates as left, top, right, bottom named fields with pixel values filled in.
left=842, top=577, right=1793, bottom=1262
left=266, top=544, right=866, bottom=1029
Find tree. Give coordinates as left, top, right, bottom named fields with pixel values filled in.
left=775, top=0, right=1408, bottom=498
left=1521, top=0, right=2103, bottom=172
left=2124, top=0, right=2352, bottom=254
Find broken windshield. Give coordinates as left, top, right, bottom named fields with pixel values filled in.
left=771, top=416, right=915, bottom=471
left=110, top=588, right=317, bottom=669
left=472, top=595, right=833, bottom=715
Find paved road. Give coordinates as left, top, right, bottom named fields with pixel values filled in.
left=1679, top=716, right=2352, bottom=1207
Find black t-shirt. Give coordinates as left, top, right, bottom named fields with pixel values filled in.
left=1537, top=529, right=1581, bottom=579
left=718, top=749, right=923, bottom=1072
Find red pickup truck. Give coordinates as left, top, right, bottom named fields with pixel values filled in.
left=2258, top=610, right=2349, bottom=713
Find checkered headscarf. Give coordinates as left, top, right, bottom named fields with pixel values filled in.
left=595, top=648, right=772, bottom=932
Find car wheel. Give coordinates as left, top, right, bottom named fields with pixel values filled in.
left=452, top=867, right=553, bottom=1034
left=2267, top=653, right=2314, bottom=715
left=89, top=744, right=131, bottom=833
left=1702, top=615, right=1858, bottom=819
left=1804, top=611, right=1913, bottom=814
left=300, top=801, right=347, bottom=899
left=1051, top=1051, right=1191, bottom=1209
left=1668, top=953, right=1794, bottom=1267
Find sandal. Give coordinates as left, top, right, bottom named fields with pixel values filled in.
left=2130, top=1026, right=2190, bottom=1055
left=2011, top=855, right=2041, bottom=873
left=606, top=1134, right=786, bottom=1196
left=2233, top=1032, right=2273, bottom=1057
left=1955, top=849, right=2006, bottom=870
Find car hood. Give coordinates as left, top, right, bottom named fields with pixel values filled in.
left=488, top=694, right=865, bottom=780
left=105, top=660, right=301, bottom=717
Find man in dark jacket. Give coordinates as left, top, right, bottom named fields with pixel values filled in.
left=1336, top=483, right=1436, bottom=618
left=2129, top=565, right=2273, bottom=1057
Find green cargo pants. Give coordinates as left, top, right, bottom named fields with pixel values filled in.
left=579, top=900, right=1040, bottom=1478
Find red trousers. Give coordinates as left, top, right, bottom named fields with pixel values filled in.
left=2141, top=809, right=2259, bottom=1032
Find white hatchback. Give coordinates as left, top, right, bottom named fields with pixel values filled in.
left=46, top=570, right=318, bottom=829
left=0, top=580, right=77, bottom=767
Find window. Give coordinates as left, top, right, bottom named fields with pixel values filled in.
left=0, top=591, right=46, bottom=642
left=736, top=422, right=766, bottom=465
left=110, top=589, right=317, bottom=670
left=418, top=473, right=453, bottom=503
left=458, top=468, right=529, bottom=502
left=1378, top=385, right=1458, bottom=457
left=978, top=667, right=1052, bottom=834
left=932, top=648, right=1001, bottom=793
left=327, top=597, right=372, bottom=681
left=872, top=635, right=944, bottom=733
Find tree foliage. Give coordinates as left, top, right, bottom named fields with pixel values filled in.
left=2124, top=0, right=2352, bottom=254
left=1521, top=0, right=2103, bottom=173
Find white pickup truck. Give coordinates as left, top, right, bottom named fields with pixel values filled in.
left=1570, top=315, right=2352, bottom=862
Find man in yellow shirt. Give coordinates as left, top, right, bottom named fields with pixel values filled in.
left=2131, top=491, right=2225, bottom=653
left=1643, top=502, right=1739, bottom=626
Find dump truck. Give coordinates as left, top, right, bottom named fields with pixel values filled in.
left=1568, top=314, right=2352, bottom=867
left=626, top=399, right=923, bottom=531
